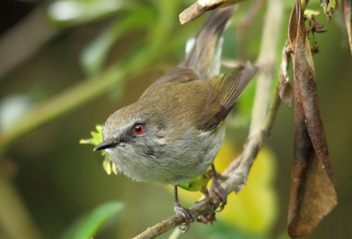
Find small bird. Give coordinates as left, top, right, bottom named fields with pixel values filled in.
left=94, top=6, right=257, bottom=222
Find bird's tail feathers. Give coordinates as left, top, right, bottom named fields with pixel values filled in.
left=184, top=6, right=234, bottom=78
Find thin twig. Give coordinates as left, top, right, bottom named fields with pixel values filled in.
left=222, top=84, right=281, bottom=192
left=223, top=0, right=283, bottom=184
left=132, top=0, right=283, bottom=238
left=179, top=0, right=245, bottom=25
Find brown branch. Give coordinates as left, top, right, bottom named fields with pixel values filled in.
left=132, top=0, right=284, bottom=238
left=223, top=0, right=284, bottom=185
left=179, top=0, right=245, bottom=25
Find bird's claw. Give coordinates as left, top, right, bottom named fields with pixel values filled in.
left=209, top=164, right=227, bottom=211
left=174, top=203, right=194, bottom=232
left=210, top=181, right=227, bottom=211
left=197, top=212, right=216, bottom=224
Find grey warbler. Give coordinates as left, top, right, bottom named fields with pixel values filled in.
left=94, top=6, right=257, bottom=223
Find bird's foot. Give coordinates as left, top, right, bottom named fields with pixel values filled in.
left=210, top=180, right=227, bottom=211
left=174, top=202, right=194, bottom=232
left=197, top=212, right=216, bottom=224
left=210, top=164, right=227, bottom=211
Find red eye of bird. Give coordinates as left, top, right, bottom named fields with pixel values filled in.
left=133, top=124, right=145, bottom=135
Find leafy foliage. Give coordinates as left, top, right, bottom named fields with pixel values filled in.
left=80, top=125, right=117, bottom=175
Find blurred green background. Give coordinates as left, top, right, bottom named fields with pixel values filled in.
left=0, top=0, right=351, bottom=238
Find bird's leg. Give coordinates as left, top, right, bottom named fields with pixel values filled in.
left=173, top=185, right=194, bottom=231
left=210, top=164, right=227, bottom=210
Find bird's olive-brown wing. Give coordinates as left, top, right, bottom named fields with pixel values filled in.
left=198, top=63, right=258, bottom=131
left=140, top=66, right=199, bottom=100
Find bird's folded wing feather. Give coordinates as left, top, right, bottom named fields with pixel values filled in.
left=140, top=66, right=199, bottom=99
left=199, top=62, right=258, bottom=131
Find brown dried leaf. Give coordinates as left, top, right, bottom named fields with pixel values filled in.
left=289, top=92, right=336, bottom=237
left=288, top=0, right=337, bottom=237
left=342, top=0, right=352, bottom=57
left=288, top=0, right=299, bottom=46
left=179, top=0, right=244, bottom=25
left=289, top=130, right=337, bottom=237
left=295, top=2, right=334, bottom=184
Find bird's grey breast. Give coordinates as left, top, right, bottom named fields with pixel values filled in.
left=107, top=125, right=225, bottom=185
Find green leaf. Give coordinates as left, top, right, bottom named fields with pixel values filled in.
left=81, top=7, right=156, bottom=75
left=48, top=0, right=129, bottom=26
left=80, top=125, right=118, bottom=175
left=80, top=124, right=103, bottom=146
left=61, top=202, right=124, bottom=239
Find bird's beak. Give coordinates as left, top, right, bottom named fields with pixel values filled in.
left=93, top=140, right=116, bottom=151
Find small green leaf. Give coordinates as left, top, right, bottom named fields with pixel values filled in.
left=48, top=0, right=128, bottom=26
left=80, top=125, right=103, bottom=146
left=80, top=125, right=118, bottom=175
left=61, top=202, right=124, bottom=239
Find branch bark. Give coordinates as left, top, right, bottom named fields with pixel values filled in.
left=179, top=0, right=245, bottom=25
